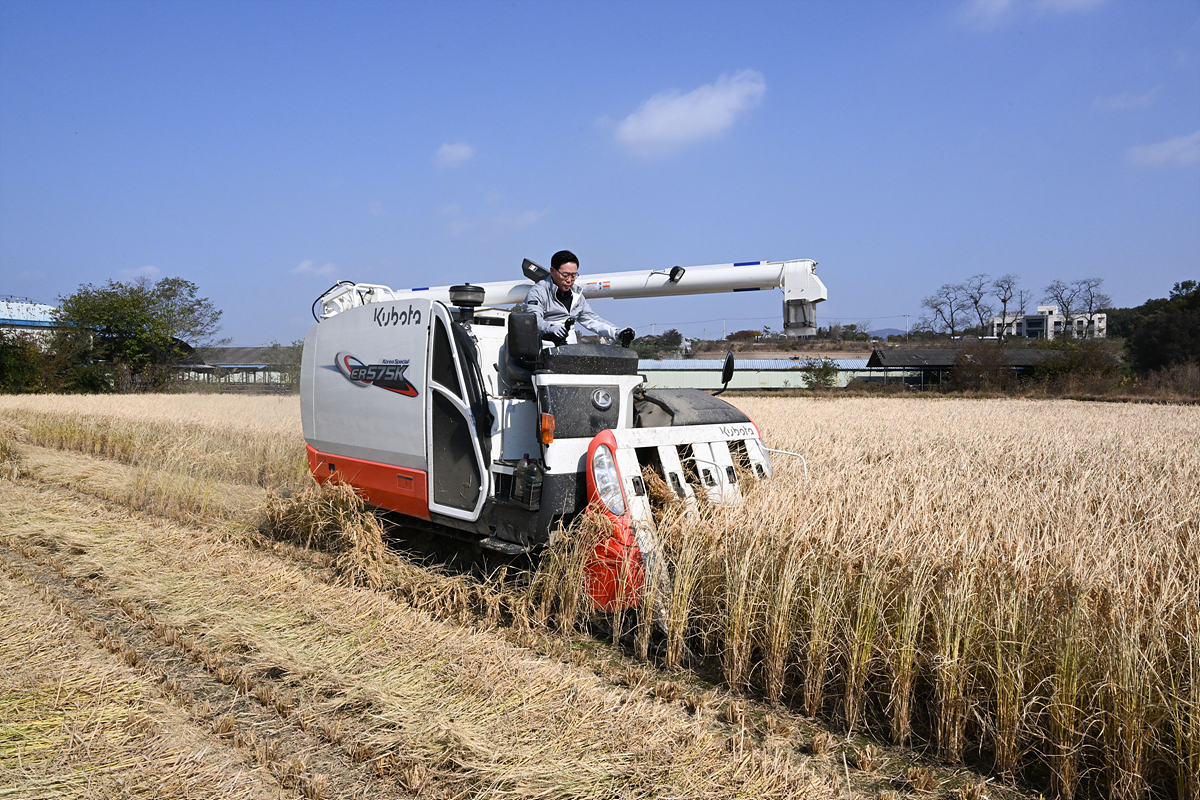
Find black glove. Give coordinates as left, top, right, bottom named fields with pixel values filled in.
left=619, top=327, right=635, bottom=348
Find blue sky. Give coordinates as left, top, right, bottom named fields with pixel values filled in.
left=2, top=0, right=1197, bottom=344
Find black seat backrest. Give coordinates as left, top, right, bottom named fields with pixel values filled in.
left=508, top=312, right=541, bottom=363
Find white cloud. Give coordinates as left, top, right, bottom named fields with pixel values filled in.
left=959, top=0, right=1102, bottom=28
left=1093, top=87, right=1161, bottom=111
left=615, top=69, right=766, bottom=156
left=1032, top=0, right=1104, bottom=12
left=119, top=264, right=161, bottom=279
left=292, top=260, right=338, bottom=278
left=435, top=142, right=476, bottom=167
left=960, top=0, right=1013, bottom=28
left=495, top=209, right=546, bottom=230
left=1128, top=130, right=1200, bottom=167
left=446, top=218, right=473, bottom=236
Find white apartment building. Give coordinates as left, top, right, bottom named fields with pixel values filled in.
left=987, top=305, right=1106, bottom=340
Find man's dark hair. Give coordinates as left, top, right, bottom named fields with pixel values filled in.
left=551, top=250, right=579, bottom=271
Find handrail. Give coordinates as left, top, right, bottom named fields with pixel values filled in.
left=761, top=446, right=808, bottom=479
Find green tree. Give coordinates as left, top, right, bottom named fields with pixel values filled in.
left=54, top=277, right=224, bottom=392
left=800, top=357, right=838, bottom=390
left=0, top=331, right=44, bottom=393
left=1127, top=282, right=1199, bottom=374
left=659, top=328, right=683, bottom=348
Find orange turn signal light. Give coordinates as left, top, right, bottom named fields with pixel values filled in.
left=539, top=413, right=556, bottom=445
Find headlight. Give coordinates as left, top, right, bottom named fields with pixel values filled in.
left=591, top=444, right=626, bottom=516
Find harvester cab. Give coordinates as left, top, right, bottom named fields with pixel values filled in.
left=300, top=257, right=826, bottom=611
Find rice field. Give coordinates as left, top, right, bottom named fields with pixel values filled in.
left=657, top=398, right=1199, bottom=800
left=1, top=393, right=1196, bottom=800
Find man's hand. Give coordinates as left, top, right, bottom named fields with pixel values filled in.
left=545, top=321, right=569, bottom=346
left=619, top=327, right=635, bottom=348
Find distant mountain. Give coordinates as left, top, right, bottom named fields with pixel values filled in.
left=869, top=328, right=905, bottom=338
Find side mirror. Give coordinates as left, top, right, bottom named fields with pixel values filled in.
left=508, top=312, right=541, bottom=362
left=522, top=258, right=549, bottom=283
left=714, top=350, right=735, bottom=395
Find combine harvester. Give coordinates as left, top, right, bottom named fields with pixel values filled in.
left=301, top=257, right=825, bottom=611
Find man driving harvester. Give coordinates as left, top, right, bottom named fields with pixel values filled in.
left=523, top=250, right=635, bottom=348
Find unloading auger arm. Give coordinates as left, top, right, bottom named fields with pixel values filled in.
left=313, top=258, right=827, bottom=336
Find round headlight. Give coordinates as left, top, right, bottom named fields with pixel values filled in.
left=591, top=444, right=626, bottom=516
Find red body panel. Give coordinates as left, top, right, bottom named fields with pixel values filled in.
left=306, top=445, right=430, bottom=520
left=584, top=431, right=644, bottom=611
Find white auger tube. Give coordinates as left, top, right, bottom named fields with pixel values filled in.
left=314, top=259, right=826, bottom=336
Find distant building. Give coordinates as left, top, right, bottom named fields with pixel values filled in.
left=0, top=296, right=60, bottom=345
left=987, top=305, right=1106, bottom=340
left=176, top=346, right=297, bottom=390
left=865, top=347, right=1093, bottom=388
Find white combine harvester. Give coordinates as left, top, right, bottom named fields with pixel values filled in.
left=300, top=258, right=826, bottom=610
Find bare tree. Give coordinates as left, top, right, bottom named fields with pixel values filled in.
left=921, top=283, right=970, bottom=337
left=1073, top=277, right=1111, bottom=339
left=1016, top=288, right=1033, bottom=318
left=1043, top=280, right=1081, bottom=339
left=991, top=274, right=1020, bottom=340
left=962, top=273, right=994, bottom=335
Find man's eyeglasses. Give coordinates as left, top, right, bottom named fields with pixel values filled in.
left=553, top=268, right=578, bottom=280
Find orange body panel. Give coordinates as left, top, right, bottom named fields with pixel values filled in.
left=583, top=510, right=645, bottom=611
left=584, top=430, right=644, bottom=611
left=306, top=445, right=430, bottom=520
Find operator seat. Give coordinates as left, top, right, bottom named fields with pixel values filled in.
left=504, top=312, right=541, bottom=384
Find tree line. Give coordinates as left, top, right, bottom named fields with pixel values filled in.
left=0, top=277, right=223, bottom=393
left=918, top=272, right=1198, bottom=377
left=919, top=274, right=1112, bottom=339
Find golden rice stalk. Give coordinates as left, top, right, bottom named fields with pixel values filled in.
left=258, top=482, right=388, bottom=589
left=1098, top=583, right=1165, bottom=800
left=760, top=543, right=806, bottom=704
left=0, top=419, right=25, bottom=480
left=1163, top=593, right=1198, bottom=800
left=841, top=554, right=885, bottom=732
left=720, top=527, right=760, bottom=691
left=932, top=558, right=980, bottom=764
left=983, top=562, right=1042, bottom=778
left=1048, top=581, right=1096, bottom=800
left=660, top=508, right=708, bottom=669
left=882, top=561, right=932, bottom=747
left=800, top=551, right=844, bottom=718
left=525, top=508, right=608, bottom=633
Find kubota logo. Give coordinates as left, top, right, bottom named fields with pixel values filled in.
left=719, top=425, right=754, bottom=439
left=335, top=352, right=418, bottom=396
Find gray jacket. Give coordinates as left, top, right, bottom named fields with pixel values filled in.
left=522, top=278, right=620, bottom=340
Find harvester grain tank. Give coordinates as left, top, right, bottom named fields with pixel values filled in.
left=300, top=258, right=825, bottom=610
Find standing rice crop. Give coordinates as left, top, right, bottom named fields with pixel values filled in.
left=534, top=397, right=1198, bottom=800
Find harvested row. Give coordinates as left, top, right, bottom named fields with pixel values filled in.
left=1, top=538, right=462, bottom=799
left=0, top=477, right=844, bottom=800
left=0, top=564, right=280, bottom=799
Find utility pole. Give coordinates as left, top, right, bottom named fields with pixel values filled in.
left=905, top=314, right=910, bottom=339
